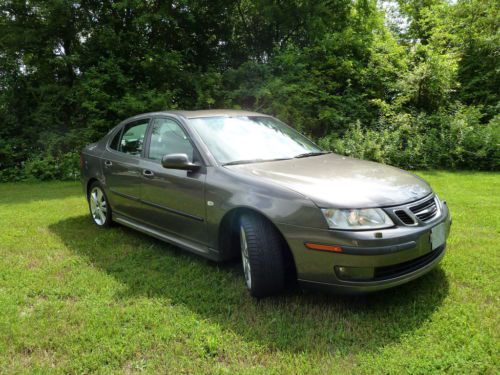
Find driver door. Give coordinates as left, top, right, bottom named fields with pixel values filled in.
left=140, top=117, right=207, bottom=245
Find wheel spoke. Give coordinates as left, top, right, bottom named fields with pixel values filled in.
left=98, top=209, right=106, bottom=223
left=90, top=199, right=96, bottom=211
left=240, top=225, right=251, bottom=288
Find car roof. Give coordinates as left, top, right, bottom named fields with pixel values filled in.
left=134, top=109, right=270, bottom=120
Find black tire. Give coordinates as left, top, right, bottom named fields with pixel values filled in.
left=88, top=181, right=113, bottom=228
left=239, top=212, right=286, bottom=297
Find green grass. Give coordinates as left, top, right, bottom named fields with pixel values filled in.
left=0, top=172, right=498, bottom=374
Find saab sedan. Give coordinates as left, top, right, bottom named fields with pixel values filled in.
left=81, top=110, right=451, bottom=297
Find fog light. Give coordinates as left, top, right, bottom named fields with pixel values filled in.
left=334, top=265, right=374, bottom=281
left=337, top=266, right=348, bottom=274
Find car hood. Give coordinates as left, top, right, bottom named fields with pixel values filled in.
left=225, top=154, right=432, bottom=208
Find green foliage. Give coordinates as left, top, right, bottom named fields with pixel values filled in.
left=22, top=151, right=80, bottom=181
left=0, top=0, right=498, bottom=180
left=421, top=0, right=500, bottom=116
left=321, top=105, right=499, bottom=170
left=394, top=44, right=459, bottom=111
left=0, top=151, right=80, bottom=182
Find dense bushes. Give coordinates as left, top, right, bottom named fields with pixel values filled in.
left=0, top=152, right=79, bottom=182
left=320, top=106, right=499, bottom=170
left=0, top=0, right=498, bottom=181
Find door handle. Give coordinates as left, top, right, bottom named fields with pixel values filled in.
left=104, top=160, right=113, bottom=167
left=142, top=169, right=154, bottom=178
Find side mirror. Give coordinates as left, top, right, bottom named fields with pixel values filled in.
left=161, top=153, right=200, bottom=171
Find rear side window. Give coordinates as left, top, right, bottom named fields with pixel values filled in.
left=148, top=118, right=194, bottom=161
left=109, top=129, right=122, bottom=150
left=115, top=119, right=149, bottom=156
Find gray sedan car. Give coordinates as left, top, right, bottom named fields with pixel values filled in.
left=81, top=110, right=451, bottom=297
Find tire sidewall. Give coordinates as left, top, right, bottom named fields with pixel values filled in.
left=239, top=213, right=285, bottom=297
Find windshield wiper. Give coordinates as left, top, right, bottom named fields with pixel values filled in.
left=222, top=157, right=292, bottom=166
left=294, top=151, right=331, bottom=159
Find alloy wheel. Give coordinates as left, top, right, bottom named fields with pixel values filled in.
left=90, top=187, right=107, bottom=226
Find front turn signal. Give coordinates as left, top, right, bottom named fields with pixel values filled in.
left=305, top=243, right=343, bottom=253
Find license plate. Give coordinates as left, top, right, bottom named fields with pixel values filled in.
left=430, top=222, right=446, bottom=250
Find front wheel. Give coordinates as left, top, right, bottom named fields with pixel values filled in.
left=239, top=213, right=286, bottom=298
left=88, top=182, right=112, bottom=228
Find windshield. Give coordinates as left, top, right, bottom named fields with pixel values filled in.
left=189, top=116, right=324, bottom=165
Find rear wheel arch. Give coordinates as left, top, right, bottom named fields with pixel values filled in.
left=86, top=177, right=110, bottom=200
left=86, top=178, right=99, bottom=200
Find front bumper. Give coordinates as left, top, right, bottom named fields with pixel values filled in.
left=277, top=200, right=451, bottom=293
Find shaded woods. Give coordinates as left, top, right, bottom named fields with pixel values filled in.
left=0, top=0, right=498, bottom=180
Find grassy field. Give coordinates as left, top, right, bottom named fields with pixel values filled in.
left=0, top=172, right=498, bottom=374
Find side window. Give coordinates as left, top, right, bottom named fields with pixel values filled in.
left=109, top=129, right=122, bottom=150
left=119, top=120, right=149, bottom=156
left=148, top=118, right=194, bottom=161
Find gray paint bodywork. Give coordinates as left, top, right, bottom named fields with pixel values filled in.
left=226, top=154, right=432, bottom=208
left=81, top=110, right=451, bottom=293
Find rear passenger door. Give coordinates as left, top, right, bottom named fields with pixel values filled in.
left=140, top=117, right=207, bottom=245
left=102, top=118, right=150, bottom=219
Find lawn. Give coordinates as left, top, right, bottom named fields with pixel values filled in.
left=0, top=172, right=498, bottom=374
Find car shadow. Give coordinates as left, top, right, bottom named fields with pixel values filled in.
left=49, top=215, right=449, bottom=355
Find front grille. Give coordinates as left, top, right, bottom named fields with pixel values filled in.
left=409, top=196, right=438, bottom=222
left=373, top=245, right=444, bottom=280
left=395, top=210, right=415, bottom=225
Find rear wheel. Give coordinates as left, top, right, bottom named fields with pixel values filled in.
left=239, top=213, right=286, bottom=297
left=88, top=182, right=112, bottom=228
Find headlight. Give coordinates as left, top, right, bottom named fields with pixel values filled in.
left=321, top=208, right=394, bottom=230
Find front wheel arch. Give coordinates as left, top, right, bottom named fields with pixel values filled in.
left=218, top=207, right=297, bottom=284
